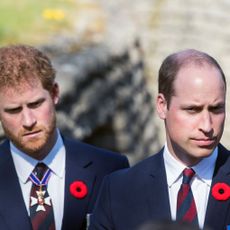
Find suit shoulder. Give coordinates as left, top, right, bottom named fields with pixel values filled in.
left=0, top=140, right=11, bottom=159
left=64, top=137, right=129, bottom=165
left=214, top=143, right=230, bottom=174
left=108, top=151, right=163, bottom=181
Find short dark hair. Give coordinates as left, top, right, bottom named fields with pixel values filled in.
left=158, top=49, right=226, bottom=107
left=0, top=44, right=56, bottom=91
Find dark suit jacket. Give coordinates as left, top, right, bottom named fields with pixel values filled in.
left=0, top=137, right=129, bottom=230
left=89, top=144, right=230, bottom=230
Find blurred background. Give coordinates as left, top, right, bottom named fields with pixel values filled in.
left=1, top=0, right=230, bottom=165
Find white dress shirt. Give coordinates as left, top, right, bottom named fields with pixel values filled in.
left=163, top=143, right=217, bottom=229
left=11, top=129, right=66, bottom=230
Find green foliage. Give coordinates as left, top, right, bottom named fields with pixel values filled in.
left=0, top=0, right=77, bottom=45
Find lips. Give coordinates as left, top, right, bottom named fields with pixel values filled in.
left=192, top=138, right=216, bottom=147
left=23, top=130, right=42, bottom=137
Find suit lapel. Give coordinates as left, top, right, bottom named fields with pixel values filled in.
left=61, top=139, right=96, bottom=230
left=0, top=138, right=96, bottom=230
left=0, top=141, right=31, bottom=230
left=147, top=149, right=171, bottom=221
left=204, top=144, right=230, bottom=230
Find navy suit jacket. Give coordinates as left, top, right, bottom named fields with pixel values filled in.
left=89, top=144, right=230, bottom=230
left=0, top=137, right=129, bottom=230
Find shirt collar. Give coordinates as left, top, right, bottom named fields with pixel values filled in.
left=163, top=142, right=218, bottom=187
left=10, top=129, right=66, bottom=184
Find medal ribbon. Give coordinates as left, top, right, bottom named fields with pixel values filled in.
left=30, top=168, right=52, bottom=186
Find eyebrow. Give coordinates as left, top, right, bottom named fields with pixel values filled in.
left=4, top=97, right=45, bottom=111
left=27, top=98, right=45, bottom=106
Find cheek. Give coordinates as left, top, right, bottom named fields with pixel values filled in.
left=213, top=115, right=225, bottom=130
left=39, top=105, right=56, bottom=124
left=1, top=116, right=20, bottom=131
left=167, top=113, right=197, bottom=135
left=38, top=101, right=55, bottom=116
left=167, top=112, right=191, bottom=127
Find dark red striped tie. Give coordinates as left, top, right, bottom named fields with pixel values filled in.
left=29, top=163, right=55, bottom=230
left=176, top=168, right=198, bottom=225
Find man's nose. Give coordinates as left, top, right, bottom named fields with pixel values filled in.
left=199, top=111, right=213, bottom=134
left=22, top=109, right=36, bottom=128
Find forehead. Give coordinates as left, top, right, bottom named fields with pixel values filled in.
left=171, top=64, right=226, bottom=104
left=0, top=80, right=48, bottom=103
left=175, top=64, right=225, bottom=91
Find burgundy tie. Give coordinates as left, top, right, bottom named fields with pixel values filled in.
left=29, top=163, right=55, bottom=230
left=176, top=168, right=198, bottom=225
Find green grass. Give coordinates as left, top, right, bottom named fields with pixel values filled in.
left=0, top=0, right=78, bottom=46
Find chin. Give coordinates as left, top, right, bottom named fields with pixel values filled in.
left=16, top=138, right=47, bottom=155
left=194, top=149, right=214, bottom=159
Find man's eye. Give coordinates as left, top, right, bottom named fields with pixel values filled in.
left=187, top=108, right=195, bottom=111
left=185, top=107, right=200, bottom=113
left=210, top=105, right=225, bottom=114
left=5, top=108, right=22, bottom=114
left=29, top=101, right=43, bottom=108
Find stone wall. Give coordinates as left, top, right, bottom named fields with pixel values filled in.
left=42, top=40, right=161, bottom=165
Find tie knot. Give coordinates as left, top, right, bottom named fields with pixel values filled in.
left=33, top=163, right=48, bottom=180
left=182, top=168, right=195, bottom=184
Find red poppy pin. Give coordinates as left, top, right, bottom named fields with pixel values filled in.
left=211, top=183, right=230, bottom=201
left=70, top=181, right=88, bottom=199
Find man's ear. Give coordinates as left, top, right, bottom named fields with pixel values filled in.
left=51, top=82, right=60, bottom=105
left=156, top=93, right=167, bottom=120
